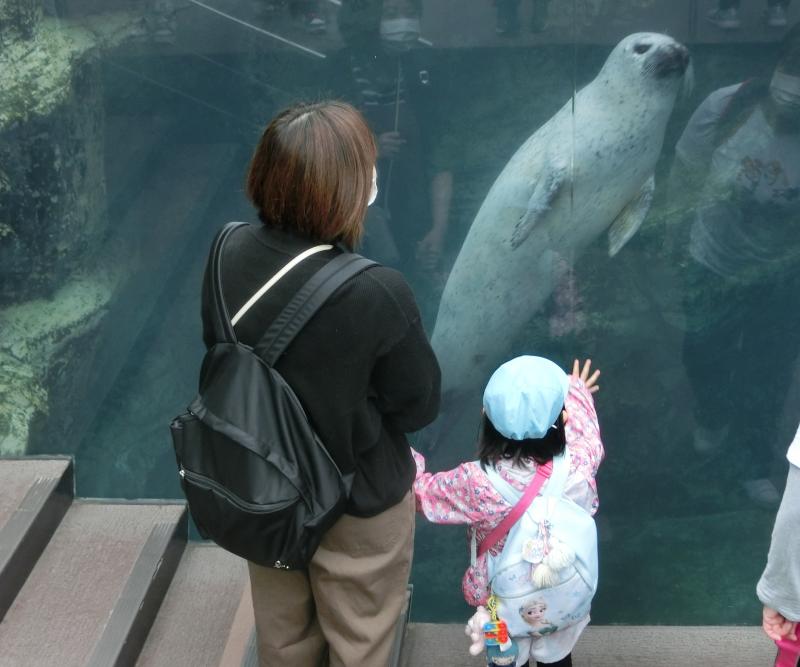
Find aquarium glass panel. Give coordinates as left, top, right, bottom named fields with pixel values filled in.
left=2, top=0, right=799, bottom=626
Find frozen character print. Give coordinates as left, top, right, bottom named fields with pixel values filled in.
left=519, top=599, right=559, bottom=638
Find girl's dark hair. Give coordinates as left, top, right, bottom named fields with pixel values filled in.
left=478, top=412, right=566, bottom=470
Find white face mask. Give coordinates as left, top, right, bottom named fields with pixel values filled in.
left=770, top=70, right=800, bottom=114
left=380, top=17, right=420, bottom=50
left=368, top=167, right=378, bottom=206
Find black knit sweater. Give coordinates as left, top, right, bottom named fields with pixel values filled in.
left=201, top=223, right=441, bottom=517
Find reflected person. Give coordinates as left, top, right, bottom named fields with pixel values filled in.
left=707, top=0, right=791, bottom=30
left=757, top=422, right=800, bottom=662
left=334, top=0, right=454, bottom=281
left=494, top=0, right=551, bottom=36
left=259, top=0, right=328, bottom=32
left=204, top=101, right=441, bottom=666
left=670, top=25, right=800, bottom=505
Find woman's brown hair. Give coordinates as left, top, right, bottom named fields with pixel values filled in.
left=245, top=101, right=377, bottom=248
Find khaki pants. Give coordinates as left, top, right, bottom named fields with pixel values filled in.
left=249, top=491, right=415, bottom=667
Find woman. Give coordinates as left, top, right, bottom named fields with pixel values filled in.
left=201, top=101, right=441, bottom=666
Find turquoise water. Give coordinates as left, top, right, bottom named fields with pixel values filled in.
left=4, top=1, right=799, bottom=626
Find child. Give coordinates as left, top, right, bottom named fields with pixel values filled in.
left=758, top=421, right=800, bottom=666
left=412, top=356, right=604, bottom=667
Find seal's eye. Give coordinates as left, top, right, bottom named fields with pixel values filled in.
left=634, top=43, right=652, bottom=54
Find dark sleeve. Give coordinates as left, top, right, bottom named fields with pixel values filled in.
left=411, top=49, right=457, bottom=174
left=368, top=269, right=441, bottom=433
left=323, top=47, right=359, bottom=104
left=200, top=251, right=216, bottom=350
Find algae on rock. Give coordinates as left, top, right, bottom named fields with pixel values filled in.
left=0, top=6, right=147, bottom=457
left=0, top=271, right=118, bottom=455
left=0, top=0, right=41, bottom=40
left=0, top=16, right=126, bottom=304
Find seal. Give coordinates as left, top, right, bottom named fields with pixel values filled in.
left=427, top=33, right=691, bottom=448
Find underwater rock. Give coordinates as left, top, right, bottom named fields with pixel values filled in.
left=0, top=13, right=144, bottom=305
left=0, top=9, right=144, bottom=454
left=0, top=272, right=116, bottom=456
left=0, top=0, right=41, bottom=40
left=0, top=18, right=107, bottom=305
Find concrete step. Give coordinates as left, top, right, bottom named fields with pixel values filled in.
left=0, top=501, right=186, bottom=667
left=0, top=457, right=73, bottom=621
left=137, top=544, right=411, bottom=667
left=401, top=623, right=776, bottom=667
left=136, top=543, right=251, bottom=667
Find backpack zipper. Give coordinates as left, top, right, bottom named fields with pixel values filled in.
left=179, top=466, right=295, bottom=514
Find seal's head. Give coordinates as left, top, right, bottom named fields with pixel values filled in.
left=600, top=32, right=691, bottom=97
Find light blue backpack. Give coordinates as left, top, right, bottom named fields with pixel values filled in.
left=479, top=450, right=598, bottom=639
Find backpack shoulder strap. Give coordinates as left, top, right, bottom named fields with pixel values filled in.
left=479, top=461, right=553, bottom=559
left=484, top=451, right=569, bottom=503
left=484, top=465, right=522, bottom=505
left=231, top=244, right=334, bottom=327
left=254, top=253, right=377, bottom=367
left=541, top=449, right=571, bottom=498
left=208, top=222, right=249, bottom=345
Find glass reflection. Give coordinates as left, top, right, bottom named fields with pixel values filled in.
left=1, top=0, right=798, bottom=628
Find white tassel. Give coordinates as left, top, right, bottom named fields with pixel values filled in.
left=544, top=543, right=575, bottom=571
left=532, top=563, right=559, bottom=588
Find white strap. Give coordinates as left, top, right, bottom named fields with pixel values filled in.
left=470, top=527, right=477, bottom=567
left=485, top=450, right=571, bottom=504
left=542, top=448, right=570, bottom=498
left=231, top=244, right=333, bottom=326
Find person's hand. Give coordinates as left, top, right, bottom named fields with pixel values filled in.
left=465, top=606, right=491, bottom=656
left=377, top=131, right=405, bottom=158
left=572, top=358, right=600, bottom=393
left=416, top=227, right=445, bottom=272
left=763, top=606, right=798, bottom=642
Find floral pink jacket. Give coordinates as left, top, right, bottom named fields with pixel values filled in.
left=411, top=377, right=604, bottom=606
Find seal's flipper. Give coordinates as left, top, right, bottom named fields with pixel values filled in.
left=510, top=165, right=567, bottom=249
left=607, top=175, right=655, bottom=257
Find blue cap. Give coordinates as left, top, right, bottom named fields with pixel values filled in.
left=483, top=356, right=570, bottom=440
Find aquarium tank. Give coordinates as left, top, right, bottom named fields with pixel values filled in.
left=1, top=0, right=799, bottom=626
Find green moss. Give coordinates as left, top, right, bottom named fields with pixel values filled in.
left=0, top=13, right=139, bottom=127
left=0, top=20, right=95, bottom=126
left=0, top=0, right=41, bottom=38
left=0, top=270, right=117, bottom=456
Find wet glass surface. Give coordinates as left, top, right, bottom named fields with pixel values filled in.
left=2, top=0, right=799, bottom=625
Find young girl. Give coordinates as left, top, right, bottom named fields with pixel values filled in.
left=412, top=356, right=604, bottom=667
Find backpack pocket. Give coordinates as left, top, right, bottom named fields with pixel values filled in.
left=179, top=465, right=303, bottom=568
left=492, top=565, right=594, bottom=638
left=170, top=408, right=315, bottom=568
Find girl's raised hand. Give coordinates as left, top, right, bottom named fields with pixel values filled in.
left=572, top=359, right=600, bottom=394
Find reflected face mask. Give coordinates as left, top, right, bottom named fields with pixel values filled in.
left=368, top=167, right=378, bottom=207
left=769, top=70, right=800, bottom=114
left=380, top=18, right=420, bottom=51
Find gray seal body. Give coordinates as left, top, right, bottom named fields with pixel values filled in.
left=430, top=33, right=690, bottom=430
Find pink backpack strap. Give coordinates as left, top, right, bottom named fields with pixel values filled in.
left=478, top=461, right=553, bottom=559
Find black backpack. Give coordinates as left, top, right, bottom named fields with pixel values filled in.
left=170, top=222, right=376, bottom=569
